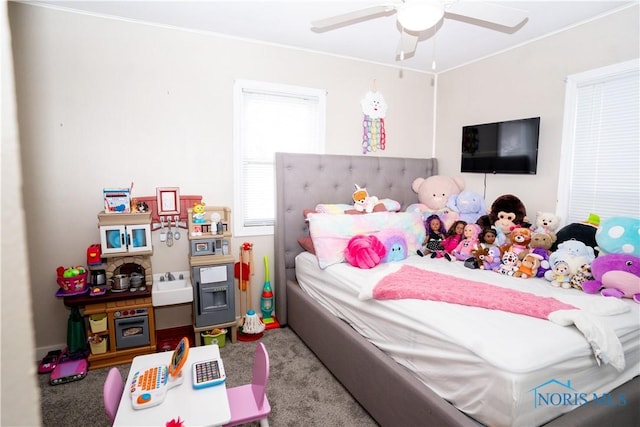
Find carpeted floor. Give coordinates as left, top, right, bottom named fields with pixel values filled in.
left=38, top=326, right=379, bottom=426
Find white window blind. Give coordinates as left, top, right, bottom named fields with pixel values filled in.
left=557, top=60, right=639, bottom=224
left=233, top=80, right=325, bottom=236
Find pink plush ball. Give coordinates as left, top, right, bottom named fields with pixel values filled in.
left=345, top=235, right=386, bottom=269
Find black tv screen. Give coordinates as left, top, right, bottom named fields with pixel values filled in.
left=460, top=117, right=540, bottom=174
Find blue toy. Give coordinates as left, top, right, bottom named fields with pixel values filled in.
left=446, top=190, right=487, bottom=224
left=596, top=216, right=640, bottom=257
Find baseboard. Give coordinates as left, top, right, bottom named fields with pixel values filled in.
left=35, top=343, right=67, bottom=362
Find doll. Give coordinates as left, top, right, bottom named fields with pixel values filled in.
left=418, top=215, right=451, bottom=260
left=452, top=223, right=482, bottom=261
left=442, top=220, right=467, bottom=254
left=479, top=227, right=498, bottom=249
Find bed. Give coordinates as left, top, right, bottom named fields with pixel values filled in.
left=273, top=152, right=639, bottom=427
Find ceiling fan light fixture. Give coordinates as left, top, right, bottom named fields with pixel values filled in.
left=397, top=3, right=444, bottom=32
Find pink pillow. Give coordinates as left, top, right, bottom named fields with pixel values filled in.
left=297, top=237, right=316, bottom=254
left=344, top=235, right=386, bottom=269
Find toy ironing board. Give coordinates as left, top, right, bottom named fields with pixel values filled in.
left=130, top=337, right=189, bottom=410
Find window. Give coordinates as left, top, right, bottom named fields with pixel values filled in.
left=233, top=80, right=326, bottom=236
left=557, top=60, right=639, bottom=225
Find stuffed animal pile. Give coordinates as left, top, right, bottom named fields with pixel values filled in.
left=341, top=179, right=640, bottom=304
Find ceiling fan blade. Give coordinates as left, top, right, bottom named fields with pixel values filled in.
left=311, top=5, right=396, bottom=29
left=445, top=1, right=528, bottom=28
left=396, top=30, right=418, bottom=59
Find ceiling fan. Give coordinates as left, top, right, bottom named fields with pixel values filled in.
left=311, top=0, right=529, bottom=61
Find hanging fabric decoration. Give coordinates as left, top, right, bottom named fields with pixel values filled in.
left=360, top=82, right=387, bottom=154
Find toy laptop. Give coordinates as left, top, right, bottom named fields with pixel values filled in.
left=130, top=337, right=189, bottom=410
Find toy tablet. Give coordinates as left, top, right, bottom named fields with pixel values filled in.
left=130, top=337, right=189, bottom=409
left=192, top=358, right=226, bottom=389
left=50, top=358, right=88, bottom=385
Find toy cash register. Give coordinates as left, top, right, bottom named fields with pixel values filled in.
left=130, top=337, right=189, bottom=410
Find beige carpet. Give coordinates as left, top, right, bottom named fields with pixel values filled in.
left=38, top=326, right=378, bottom=426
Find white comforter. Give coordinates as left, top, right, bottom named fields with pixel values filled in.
left=295, top=252, right=640, bottom=427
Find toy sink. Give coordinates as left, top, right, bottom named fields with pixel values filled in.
left=151, top=271, right=193, bottom=307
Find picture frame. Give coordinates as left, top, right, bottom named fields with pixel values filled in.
left=156, top=187, right=180, bottom=215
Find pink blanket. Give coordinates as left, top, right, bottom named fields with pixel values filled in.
left=373, top=265, right=578, bottom=319
left=368, top=265, right=627, bottom=371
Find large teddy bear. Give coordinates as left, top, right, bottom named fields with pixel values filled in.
left=408, top=175, right=464, bottom=230
left=446, top=190, right=487, bottom=224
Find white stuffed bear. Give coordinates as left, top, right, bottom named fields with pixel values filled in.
left=532, top=211, right=561, bottom=235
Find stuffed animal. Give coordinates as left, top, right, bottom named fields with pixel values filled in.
left=549, top=260, right=572, bottom=288
left=477, top=194, right=530, bottom=246
left=377, top=229, right=408, bottom=263
left=549, top=239, right=596, bottom=267
left=582, top=254, right=640, bottom=302
left=495, top=251, right=520, bottom=276
left=446, top=190, right=487, bottom=224
left=569, top=263, right=593, bottom=291
left=352, top=184, right=379, bottom=214
left=531, top=211, right=561, bottom=235
left=513, top=253, right=544, bottom=279
left=502, top=226, right=532, bottom=260
left=344, top=234, right=386, bottom=269
left=408, top=175, right=464, bottom=230
left=545, top=239, right=596, bottom=282
left=551, top=214, right=600, bottom=253
left=595, top=216, right=640, bottom=257
left=473, top=245, right=501, bottom=271
left=529, top=231, right=556, bottom=277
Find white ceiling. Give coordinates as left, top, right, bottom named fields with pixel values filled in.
left=30, top=0, right=636, bottom=73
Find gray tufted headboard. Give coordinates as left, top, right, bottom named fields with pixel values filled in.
left=274, top=153, right=438, bottom=325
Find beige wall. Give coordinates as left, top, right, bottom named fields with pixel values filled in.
left=2, top=1, right=41, bottom=425
left=8, top=1, right=434, bottom=353
left=435, top=5, right=640, bottom=218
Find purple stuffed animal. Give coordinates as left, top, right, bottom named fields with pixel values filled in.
left=582, top=254, right=640, bottom=303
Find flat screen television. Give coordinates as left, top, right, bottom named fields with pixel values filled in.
left=460, top=117, right=540, bottom=174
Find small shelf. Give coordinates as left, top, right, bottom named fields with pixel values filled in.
left=187, top=206, right=231, bottom=240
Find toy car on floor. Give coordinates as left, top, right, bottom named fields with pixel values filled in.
left=38, top=349, right=62, bottom=374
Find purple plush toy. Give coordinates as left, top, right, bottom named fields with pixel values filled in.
left=582, top=254, right=640, bottom=303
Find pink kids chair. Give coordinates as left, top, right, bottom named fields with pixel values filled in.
left=224, top=342, right=271, bottom=427
left=103, top=367, right=124, bottom=424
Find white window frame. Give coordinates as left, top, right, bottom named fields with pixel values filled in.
left=232, top=79, right=326, bottom=236
left=556, top=59, right=639, bottom=225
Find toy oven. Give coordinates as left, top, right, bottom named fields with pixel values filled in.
left=114, top=308, right=151, bottom=350
left=190, top=238, right=229, bottom=257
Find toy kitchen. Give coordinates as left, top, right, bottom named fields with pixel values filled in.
left=58, top=188, right=237, bottom=370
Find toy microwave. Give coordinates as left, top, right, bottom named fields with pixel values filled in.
left=190, top=239, right=229, bottom=257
